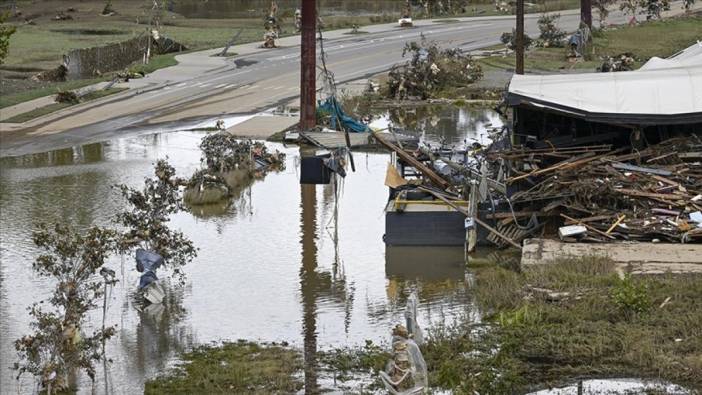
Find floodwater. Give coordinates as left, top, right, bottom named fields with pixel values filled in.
left=0, top=106, right=497, bottom=394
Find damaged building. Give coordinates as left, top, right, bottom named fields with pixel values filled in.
left=506, top=42, right=702, bottom=149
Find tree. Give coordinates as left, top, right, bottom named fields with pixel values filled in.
left=14, top=225, right=118, bottom=394
left=0, top=12, right=17, bottom=65
left=593, top=0, right=617, bottom=27
left=115, top=160, right=197, bottom=283
left=641, top=0, right=670, bottom=19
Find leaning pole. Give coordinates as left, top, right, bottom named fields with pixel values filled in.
left=300, top=0, right=317, bottom=131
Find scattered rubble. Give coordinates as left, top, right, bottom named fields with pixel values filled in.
left=387, top=38, right=483, bottom=100
left=597, top=52, right=636, bottom=71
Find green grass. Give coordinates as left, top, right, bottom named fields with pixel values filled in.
left=478, top=15, right=702, bottom=73
left=423, top=258, right=702, bottom=393
left=3, top=88, right=127, bottom=123
left=0, top=78, right=108, bottom=109
left=128, top=53, right=179, bottom=75
left=144, top=341, right=303, bottom=394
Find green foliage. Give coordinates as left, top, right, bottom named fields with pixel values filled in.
left=115, top=160, right=197, bottom=283
left=500, top=29, right=533, bottom=50
left=612, top=274, right=651, bottom=315
left=14, top=224, right=118, bottom=393
left=388, top=37, right=483, bottom=100
left=0, top=11, right=17, bottom=64
left=144, top=341, right=303, bottom=394
left=536, top=13, right=567, bottom=47
left=319, top=340, right=390, bottom=382
left=641, top=0, right=671, bottom=20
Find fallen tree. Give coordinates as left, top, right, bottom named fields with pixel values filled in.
left=387, top=37, right=483, bottom=100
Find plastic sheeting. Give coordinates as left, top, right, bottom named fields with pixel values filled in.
left=640, top=41, right=702, bottom=70
left=317, top=97, right=370, bottom=133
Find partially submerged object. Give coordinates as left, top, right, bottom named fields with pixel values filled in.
left=380, top=324, right=428, bottom=394
left=135, top=249, right=165, bottom=304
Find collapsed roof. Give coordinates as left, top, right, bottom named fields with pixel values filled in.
left=506, top=42, right=702, bottom=125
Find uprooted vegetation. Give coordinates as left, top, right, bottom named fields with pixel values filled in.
left=14, top=224, right=119, bottom=394
left=387, top=37, right=483, bottom=100
left=184, top=133, right=286, bottom=206
left=115, top=159, right=197, bottom=284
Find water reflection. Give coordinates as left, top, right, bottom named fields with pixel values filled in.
left=369, top=105, right=503, bottom=148
left=0, top=107, right=489, bottom=393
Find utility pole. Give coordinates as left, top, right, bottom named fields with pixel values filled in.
left=581, top=0, right=593, bottom=29
left=300, top=0, right=317, bottom=131
left=515, top=0, right=524, bottom=75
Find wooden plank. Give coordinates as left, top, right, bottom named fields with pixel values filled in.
left=373, top=131, right=450, bottom=190
left=521, top=238, right=702, bottom=273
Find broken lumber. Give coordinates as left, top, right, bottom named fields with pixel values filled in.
left=373, top=131, right=450, bottom=190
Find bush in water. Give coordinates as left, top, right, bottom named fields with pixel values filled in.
left=14, top=224, right=118, bottom=394
left=115, top=159, right=197, bottom=284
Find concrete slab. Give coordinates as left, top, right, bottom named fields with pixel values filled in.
left=225, top=114, right=298, bottom=139
left=521, top=238, right=702, bottom=274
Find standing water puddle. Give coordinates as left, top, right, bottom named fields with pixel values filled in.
left=0, top=106, right=494, bottom=393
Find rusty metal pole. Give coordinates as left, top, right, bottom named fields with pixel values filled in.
left=515, top=0, right=525, bottom=75
left=581, top=0, right=592, bottom=29
left=300, top=0, right=317, bottom=131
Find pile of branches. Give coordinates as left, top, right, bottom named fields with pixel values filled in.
left=200, top=134, right=285, bottom=173
left=387, top=38, right=483, bottom=100
left=186, top=133, right=286, bottom=205
left=500, top=29, right=533, bottom=50
left=492, top=136, right=702, bottom=243
left=535, top=14, right=566, bottom=48
left=597, top=53, right=636, bottom=72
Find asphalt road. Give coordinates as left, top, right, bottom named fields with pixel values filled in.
left=0, top=6, right=684, bottom=156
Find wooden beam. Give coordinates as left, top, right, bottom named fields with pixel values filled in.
left=373, top=131, right=450, bottom=190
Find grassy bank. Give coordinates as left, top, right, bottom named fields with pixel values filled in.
left=3, top=87, right=127, bottom=123
left=478, top=14, right=702, bottom=73
left=144, top=341, right=303, bottom=394
left=423, top=258, right=702, bottom=393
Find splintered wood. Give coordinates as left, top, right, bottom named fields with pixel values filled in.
left=496, top=136, right=702, bottom=243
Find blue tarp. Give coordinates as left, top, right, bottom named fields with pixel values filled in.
left=317, top=97, right=370, bottom=133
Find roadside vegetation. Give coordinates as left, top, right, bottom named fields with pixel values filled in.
left=478, top=13, right=702, bottom=73
left=3, top=87, right=126, bottom=123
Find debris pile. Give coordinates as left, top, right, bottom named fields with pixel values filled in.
left=500, top=29, right=533, bottom=51
left=55, top=89, right=79, bottom=104
left=489, top=136, right=702, bottom=243
left=199, top=134, right=285, bottom=173
left=186, top=133, right=286, bottom=205
left=597, top=53, right=636, bottom=72
left=387, top=38, right=483, bottom=100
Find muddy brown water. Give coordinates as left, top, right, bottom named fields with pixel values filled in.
left=0, top=107, right=500, bottom=393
